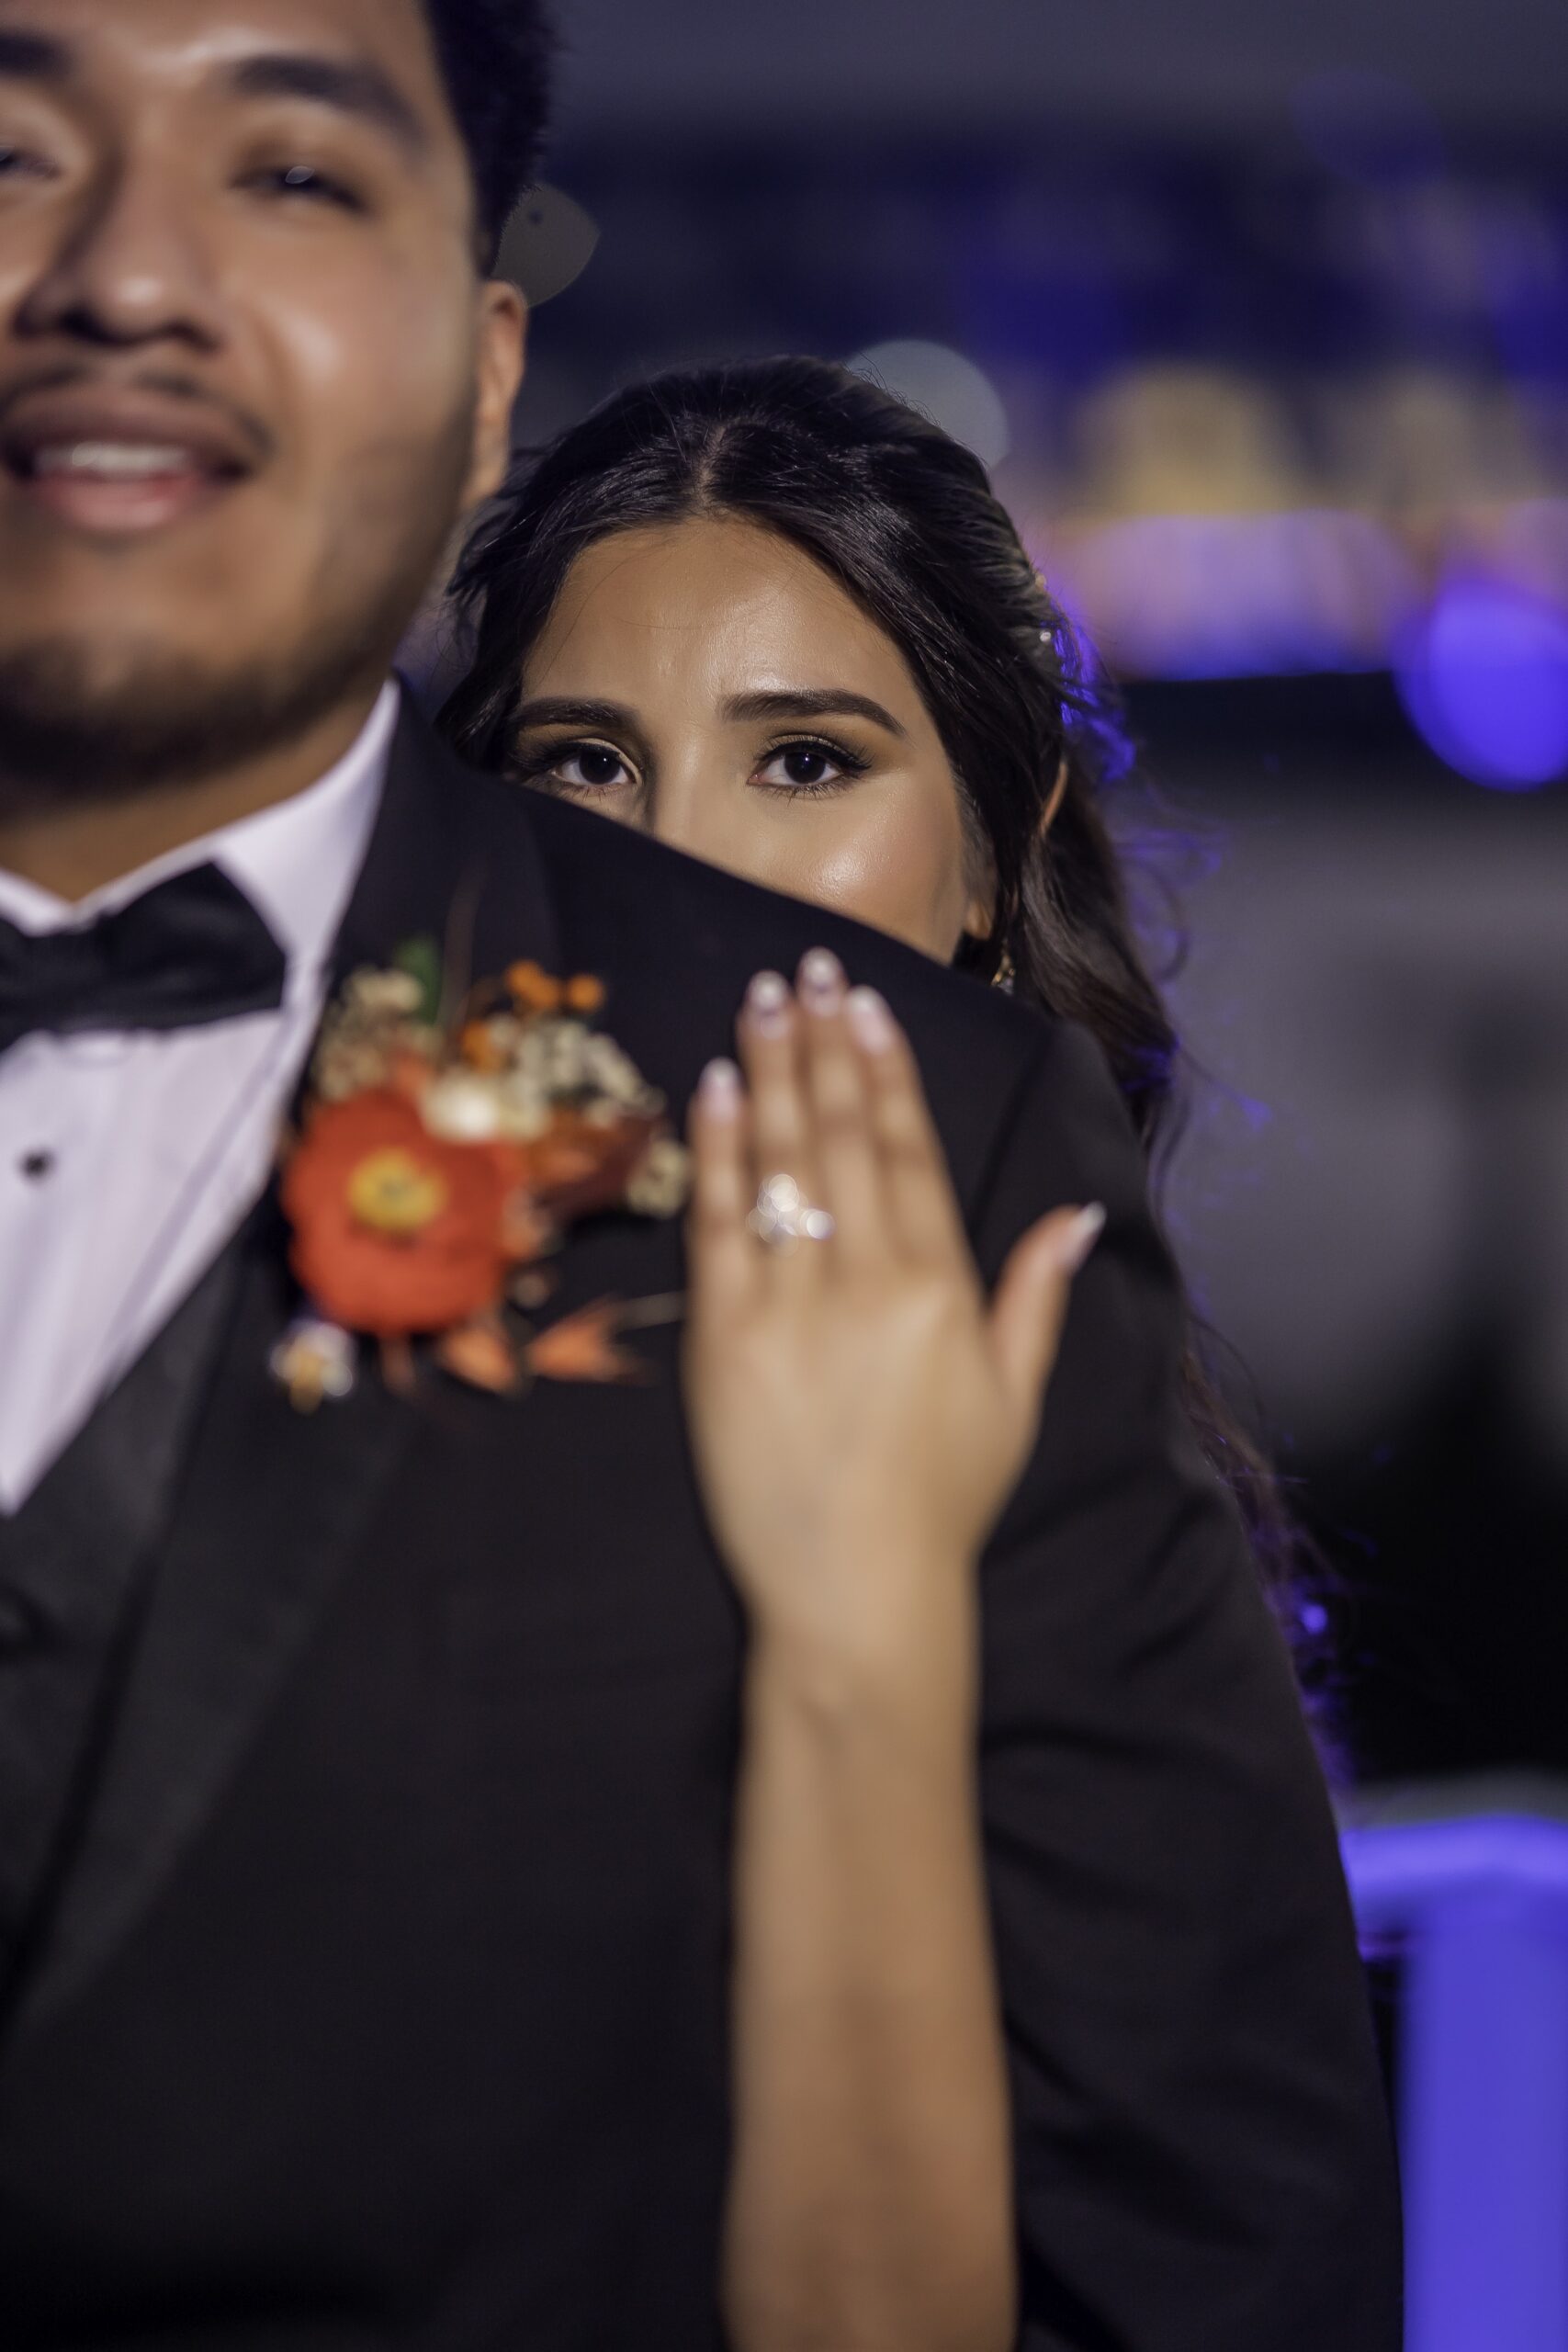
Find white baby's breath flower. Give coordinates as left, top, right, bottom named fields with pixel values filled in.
left=624, top=1135, right=692, bottom=1217
left=269, top=1317, right=357, bottom=1411
left=484, top=1014, right=525, bottom=1064
left=312, top=1037, right=389, bottom=1101
left=346, top=967, right=424, bottom=1016
left=538, top=1021, right=589, bottom=1093
left=496, top=1077, right=552, bottom=1141
left=583, top=1034, right=645, bottom=1103
left=423, top=1071, right=504, bottom=1142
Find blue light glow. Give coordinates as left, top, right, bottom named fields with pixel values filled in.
left=1395, top=580, right=1568, bottom=789
left=1341, top=1807, right=1568, bottom=2352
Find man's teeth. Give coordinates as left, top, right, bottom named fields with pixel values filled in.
left=34, top=443, right=196, bottom=480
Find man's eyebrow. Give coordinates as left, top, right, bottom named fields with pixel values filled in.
left=227, top=52, right=428, bottom=157
left=0, top=29, right=69, bottom=82
left=721, top=688, right=908, bottom=739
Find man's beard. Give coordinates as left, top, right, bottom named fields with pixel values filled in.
left=0, top=444, right=467, bottom=818
left=0, top=597, right=405, bottom=818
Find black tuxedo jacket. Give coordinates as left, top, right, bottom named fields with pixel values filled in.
left=0, top=700, right=1400, bottom=2349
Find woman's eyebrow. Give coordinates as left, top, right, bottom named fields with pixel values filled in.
left=720, top=689, right=907, bottom=738
left=513, top=696, right=638, bottom=733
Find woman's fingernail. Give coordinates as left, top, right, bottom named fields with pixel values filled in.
left=1055, top=1203, right=1107, bottom=1274
left=746, top=970, right=792, bottom=1035
left=798, top=946, right=845, bottom=1011
left=699, top=1057, right=742, bottom=1115
left=845, top=986, right=897, bottom=1052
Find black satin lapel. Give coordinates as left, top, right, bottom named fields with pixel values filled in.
left=13, top=1238, right=407, bottom=2036
left=331, top=687, right=562, bottom=995
left=14, top=702, right=561, bottom=2036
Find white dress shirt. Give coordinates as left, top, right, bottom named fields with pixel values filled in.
left=0, top=684, right=398, bottom=1515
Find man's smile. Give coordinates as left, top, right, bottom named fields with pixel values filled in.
left=0, top=380, right=265, bottom=538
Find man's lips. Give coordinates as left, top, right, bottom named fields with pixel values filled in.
left=0, top=385, right=264, bottom=537
left=15, top=448, right=234, bottom=537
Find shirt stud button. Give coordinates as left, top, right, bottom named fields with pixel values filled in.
left=18, top=1150, right=54, bottom=1181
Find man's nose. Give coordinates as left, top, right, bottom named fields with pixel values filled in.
left=16, top=157, right=223, bottom=353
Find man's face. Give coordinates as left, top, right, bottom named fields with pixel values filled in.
left=0, top=0, right=524, bottom=797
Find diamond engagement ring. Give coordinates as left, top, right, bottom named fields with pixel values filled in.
left=748, top=1172, right=836, bottom=1250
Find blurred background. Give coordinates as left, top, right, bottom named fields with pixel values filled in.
left=495, top=0, right=1568, bottom=1791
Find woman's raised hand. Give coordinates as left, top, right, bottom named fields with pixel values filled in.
left=684, top=947, right=1103, bottom=1689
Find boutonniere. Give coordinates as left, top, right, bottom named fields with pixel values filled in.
left=271, top=944, right=689, bottom=1408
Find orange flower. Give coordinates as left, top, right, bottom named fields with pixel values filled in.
left=387, top=1045, right=437, bottom=1102
left=506, top=959, right=563, bottom=1012
left=460, top=1020, right=508, bottom=1072
left=283, top=1090, right=511, bottom=1337
left=564, top=973, right=606, bottom=1015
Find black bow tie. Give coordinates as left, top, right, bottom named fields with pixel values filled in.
left=0, top=862, right=288, bottom=1060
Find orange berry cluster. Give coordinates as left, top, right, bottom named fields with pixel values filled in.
left=504, top=961, right=607, bottom=1017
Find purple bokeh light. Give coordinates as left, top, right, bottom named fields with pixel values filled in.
left=1395, top=579, right=1568, bottom=789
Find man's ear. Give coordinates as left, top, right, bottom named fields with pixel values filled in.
left=463, top=279, right=528, bottom=512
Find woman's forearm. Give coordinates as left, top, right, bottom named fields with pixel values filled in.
left=722, top=1572, right=1017, bottom=2352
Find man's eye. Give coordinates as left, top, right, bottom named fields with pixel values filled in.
left=0, top=143, right=55, bottom=184
left=247, top=164, right=365, bottom=210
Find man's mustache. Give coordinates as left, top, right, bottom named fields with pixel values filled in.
left=0, top=363, right=276, bottom=470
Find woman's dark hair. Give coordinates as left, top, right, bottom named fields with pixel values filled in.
left=440, top=356, right=1326, bottom=1696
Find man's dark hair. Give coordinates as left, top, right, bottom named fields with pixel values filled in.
left=424, top=0, right=556, bottom=265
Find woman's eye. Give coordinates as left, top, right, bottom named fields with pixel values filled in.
left=532, top=742, right=633, bottom=792
left=754, top=740, right=863, bottom=793
left=246, top=164, right=364, bottom=210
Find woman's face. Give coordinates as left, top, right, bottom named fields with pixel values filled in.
left=511, top=514, right=989, bottom=959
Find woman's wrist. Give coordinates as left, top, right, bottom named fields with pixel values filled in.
left=744, top=1558, right=981, bottom=1745
left=728, top=1560, right=1008, bottom=2352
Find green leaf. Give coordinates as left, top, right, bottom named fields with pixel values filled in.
left=392, top=935, right=444, bottom=1024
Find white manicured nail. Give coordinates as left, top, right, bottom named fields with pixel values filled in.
left=746, top=970, right=792, bottom=1033
left=845, top=987, right=897, bottom=1051
left=1055, top=1204, right=1106, bottom=1273
left=699, top=1057, right=742, bottom=1116
left=798, top=947, right=844, bottom=1009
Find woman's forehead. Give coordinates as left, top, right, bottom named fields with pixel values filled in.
left=527, top=516, right=925, bottom=713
